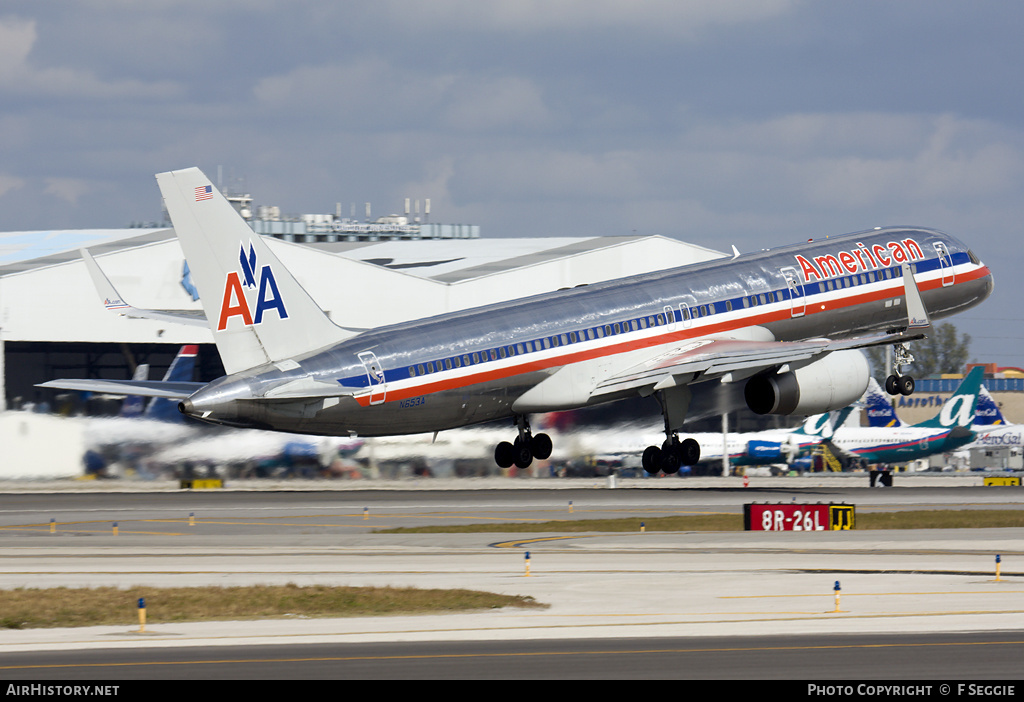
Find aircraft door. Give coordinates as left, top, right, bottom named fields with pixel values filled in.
left=933, top=242, right=954, bottom=287
left=678, top=303, right=693, bottom=328
left=358, top=351, right=387, bottom=405
left=781, top=267, right=805, bottom=318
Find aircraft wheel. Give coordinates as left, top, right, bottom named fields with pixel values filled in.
left=512, top=437, right=534, bottom=469
left=660, top=442, right=682, bottom=475
left=885, top=374, right=900, bottom=395
left=495, top=441, right=515, bottom=469
left=642, top=445, right=662, bottom=474
left=680, top=437, right=701, bottom=465
left=898, top=375, right=915, bottom=396
left=530, top=433, right=553, bottom=460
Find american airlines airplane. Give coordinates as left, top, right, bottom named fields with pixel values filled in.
left=39, top=167, right=994, bottom=475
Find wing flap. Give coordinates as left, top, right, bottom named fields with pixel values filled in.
left=592, top=331, right=925, bottom=400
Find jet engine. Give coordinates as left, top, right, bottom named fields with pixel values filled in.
left=744, top=349, right=869, bottom=416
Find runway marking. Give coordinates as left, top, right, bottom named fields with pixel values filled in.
left=4, top=636, right=1024, bottom=672
left=491, top=535, right=604, bottom=548
left=723, top=590, right=1024, bottom=599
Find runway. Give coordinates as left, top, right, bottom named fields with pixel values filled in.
left=1, top=478, right=1023, bottom=679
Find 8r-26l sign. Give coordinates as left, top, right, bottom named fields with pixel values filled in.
left=744, top=503, right=855, bottom=531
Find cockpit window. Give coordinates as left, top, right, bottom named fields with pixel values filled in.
left=968, top=249, right=980, bottom=265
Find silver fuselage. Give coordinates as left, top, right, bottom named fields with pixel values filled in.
left=181, top=227, right=993, bottom=436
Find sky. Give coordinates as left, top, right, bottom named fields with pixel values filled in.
left=2, top=1, right=1023, bottom=368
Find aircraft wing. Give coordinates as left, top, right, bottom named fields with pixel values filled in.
left=592, top=331, right=923, bottom=399
left=81, top=248, right=208, bottom=327
left=36, top=378, right=204, bottom=399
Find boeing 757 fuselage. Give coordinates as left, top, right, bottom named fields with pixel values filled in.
left=41, top=168, right=994, bottom=475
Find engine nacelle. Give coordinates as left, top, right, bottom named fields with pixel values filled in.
left=744, top=349, right=869, bottom=416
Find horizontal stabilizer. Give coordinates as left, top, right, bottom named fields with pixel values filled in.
left=36, top=378, right=203, bottom=399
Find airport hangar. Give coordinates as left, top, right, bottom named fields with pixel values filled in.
left=0, top=223, right=734, bottom=421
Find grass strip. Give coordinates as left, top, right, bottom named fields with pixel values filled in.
left=376, top=509, right=1024, bottom=533
left=0, top=584, right=545, bottom=629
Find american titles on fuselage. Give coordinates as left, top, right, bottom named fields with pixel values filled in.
left=794, top=236, right=925, bottom=284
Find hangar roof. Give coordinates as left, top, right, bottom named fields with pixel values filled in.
left=0, top=227, right=727, bottom=345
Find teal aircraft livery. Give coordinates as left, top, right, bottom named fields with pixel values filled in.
left=40, top=168, right=994, bottom=475
left=866, top=376, right=1022, bottom=452
left=825, top=366, right=985, bottom=465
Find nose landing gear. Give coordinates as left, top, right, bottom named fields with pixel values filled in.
left=885, top=342, right=916, bottom=397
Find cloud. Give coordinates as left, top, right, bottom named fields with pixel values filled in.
left=0, top=16, right=181, bottom=99
left=380, top=0, right=798, bottom=36
left=43, top=177, right=91, bottom=205
left=0, top=173, right=26, bottom=198
left=254, top=59, right=557, bottom=133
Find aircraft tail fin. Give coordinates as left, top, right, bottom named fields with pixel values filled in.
left=793, top=406, right=853, bottom=438
left=155, top=167, right=352, bottom=374
left=864, top=377, right=903, bottom=428
left=145, top=345, right=199, bottom=422
left=120, top=363, right=150, bottom=418
left=973, top=385, right=1005, bottom=426
left=915, top=366, right=985, bottom=430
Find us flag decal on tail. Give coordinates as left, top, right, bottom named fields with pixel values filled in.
left=195, top=185, right=213, bottom=201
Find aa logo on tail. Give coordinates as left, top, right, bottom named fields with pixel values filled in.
left=217, top=242, right=289, bottom=331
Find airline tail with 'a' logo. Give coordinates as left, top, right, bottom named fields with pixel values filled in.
left=913, top=366, right=985, bottom=430
left=156, top=168, right=354, bottom=374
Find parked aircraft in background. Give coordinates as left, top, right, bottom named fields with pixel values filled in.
left=863, top=377, right=903, bottom=427
left=824, top=366, right=985, bottom=466
left=866, top=378, right=1022, bottom=452
left=570, top=408, right=854, bottom=475
left=124, top=345, right=199, bottom=422
left=118, top=362, right=151, bottom=418
left=40, top=168, right=994, bottom=476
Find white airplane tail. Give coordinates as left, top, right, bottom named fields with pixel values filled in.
left=156, top=168, right=353, bottom=374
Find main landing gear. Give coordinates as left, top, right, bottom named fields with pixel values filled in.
left=642, top=434, right=700, bottom=475
left=885, top=342, right=916, bottom=397
left=494, top=416, right=552, bottom=470
left=642, top=388, right=701, bottom=476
